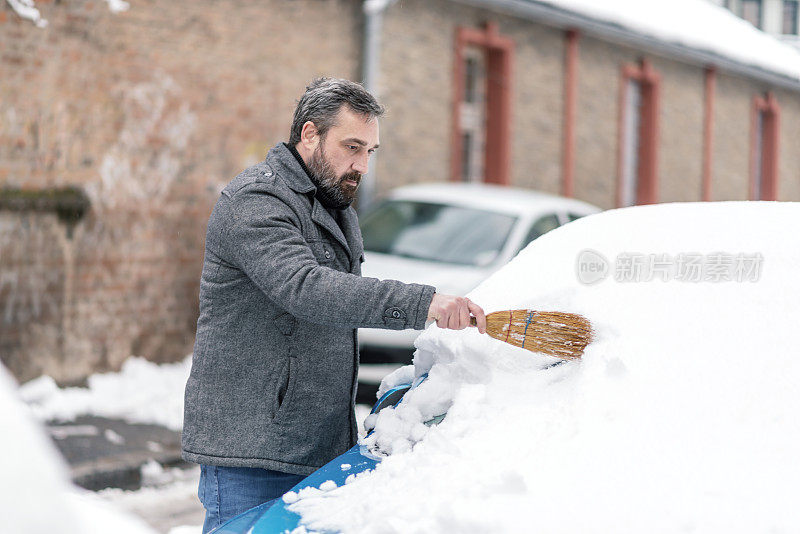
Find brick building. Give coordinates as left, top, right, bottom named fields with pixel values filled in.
left=1, top=0, right=799, bottom=383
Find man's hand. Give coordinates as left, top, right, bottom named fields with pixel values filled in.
left=427, top=293, right=487, bottom=334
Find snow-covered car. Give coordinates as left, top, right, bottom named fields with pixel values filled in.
left=214, top=200, right=800, bottom=533
left=356, top=182, right=600, bottom=390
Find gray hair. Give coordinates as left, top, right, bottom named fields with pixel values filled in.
left=289, top=78, right=385, bottom=145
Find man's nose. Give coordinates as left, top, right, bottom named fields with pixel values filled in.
left=352, top=152, right=370, bottom=175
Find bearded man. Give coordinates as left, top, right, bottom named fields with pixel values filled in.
left=182, top=78, right=486, bottom=532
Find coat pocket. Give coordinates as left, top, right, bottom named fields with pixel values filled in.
left=272, top=356, right=297, bottom=422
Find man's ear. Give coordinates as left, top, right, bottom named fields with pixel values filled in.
left=300, top=121, right=320, bottom=151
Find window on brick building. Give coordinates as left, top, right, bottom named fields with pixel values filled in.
left=618, top=60, right=661, bottom=207
left=452, top=22, right=513, bottom=185
left=783, top=0, right=799, bottom=34
left=460, top=48, right=487, bottom=183
left=751, top=93, right=780, bottom=200
left=620, top=78, right=642, bottom=207
left=741, top=0, right=763, bottom=28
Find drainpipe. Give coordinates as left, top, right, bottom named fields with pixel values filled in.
left=359, top=0, right=397, bottom=212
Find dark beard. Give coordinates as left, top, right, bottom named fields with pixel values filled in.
left=307, top=144, right=361, bottom=210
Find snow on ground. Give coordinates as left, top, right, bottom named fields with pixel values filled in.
left=544, top=0, right=800, bottom=80
left=0, top=365, right=155, bottom=534
left=20, top=356, right=192, bottom=430
left=8, top=356, right=208, bottom=533
left=98, top=462, right=203, bottom=534
left=289, top=201, right=800, bottom=533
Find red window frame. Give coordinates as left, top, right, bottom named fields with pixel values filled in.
left=702, top=67, right=717, bottom=201
left=750, top=92, right=780, bottom=201
left=616, top=59, right=661, bottom=207
left=562, top=29, right=579, bottom=198
left=451, top=22, right=514, bottom=185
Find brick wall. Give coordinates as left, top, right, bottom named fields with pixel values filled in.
left=775, top=86, right=800, bottom=200
left=507, top=20, right=565, bottom=195
left=651, top=56, right=705, bottom=203
left=713, top=73, right=762, bottom=200
left=0, top=212, right=67, bottom=381
left=0, top=0, right=360, bottom=383
left=377, top=0, right=456, bottom=191
left=573, top=35, right=640, bottom=209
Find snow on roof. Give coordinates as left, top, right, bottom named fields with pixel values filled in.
left=537, top=0, right=800, bottom=81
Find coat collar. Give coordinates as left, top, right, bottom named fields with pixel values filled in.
left=311, top=197, right=365, bottom=268
left=266, top=143, right=316, bottom=194
left=266, top=143, right=363, bottom=265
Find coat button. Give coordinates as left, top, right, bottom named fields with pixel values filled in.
left=324, top=250, right=331, bottom=259
left=383, top=307, right=406, bottom=327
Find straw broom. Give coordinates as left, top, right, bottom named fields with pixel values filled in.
left=470, top=309, right=593, bottom=360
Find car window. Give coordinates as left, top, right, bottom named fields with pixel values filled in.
left=517, top=213, right=561, bottom=253
left=567, top=212, right=585, bottom=222
left=360, top=200, right=517, bottom=267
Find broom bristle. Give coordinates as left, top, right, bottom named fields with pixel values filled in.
left=485, top=309, right=593, bottom=360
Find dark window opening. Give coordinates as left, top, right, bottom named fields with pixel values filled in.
left=618, top=60, right=660, bottom=207
left=517, top=214, right=561, bottom=254
left=465, top=56, right=480, bottom=103
left=461, top=132, right=473, bottom=182
left=741, top=0, right=763, bottom=28
left=783, top=0, right=798, bottom=34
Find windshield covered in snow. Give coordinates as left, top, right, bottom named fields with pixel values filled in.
left=360, top=200, right=517, bottom=267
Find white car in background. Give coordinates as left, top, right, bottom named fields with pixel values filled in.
left=356, top=182, right=601, bottom=394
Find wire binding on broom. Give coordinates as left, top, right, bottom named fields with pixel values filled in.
left=475, top=309, right=593, bottom=360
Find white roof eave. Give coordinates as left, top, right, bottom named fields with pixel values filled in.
left=449, top=0, right=800, bottom=91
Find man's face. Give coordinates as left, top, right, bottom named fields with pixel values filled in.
left=306, top=106, right=380, bottom=208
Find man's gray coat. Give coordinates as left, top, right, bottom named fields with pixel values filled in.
left=182, top=143, right=435, bottom=475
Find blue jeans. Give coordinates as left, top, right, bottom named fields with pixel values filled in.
left=198, top=465, right=306, bottom=533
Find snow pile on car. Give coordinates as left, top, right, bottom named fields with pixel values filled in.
left=289, top=201, right=800, bottom=533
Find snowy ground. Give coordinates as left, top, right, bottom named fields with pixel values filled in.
left=1, top=365, right=157, bottom=534
left=97, top=462, right=204, bottom=534
left=20, top=356, right=193, bottom=432
left=286, top=201, right=800, bottom=533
